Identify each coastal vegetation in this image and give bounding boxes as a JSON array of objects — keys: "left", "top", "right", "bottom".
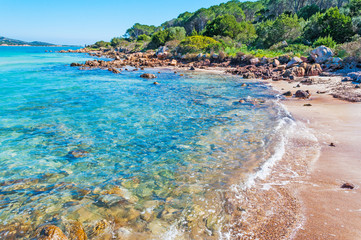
[{"left": 90, "top": 0, "right": 361, "bottom": 60}]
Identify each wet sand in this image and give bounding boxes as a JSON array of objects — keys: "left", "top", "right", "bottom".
[{"left": 270, "top": 77, "right": 361, "bottom": 239}]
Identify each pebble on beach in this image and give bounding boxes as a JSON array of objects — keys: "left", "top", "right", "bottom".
[{"left": 341, "top": 183, "right": 355, "bottom": 189}]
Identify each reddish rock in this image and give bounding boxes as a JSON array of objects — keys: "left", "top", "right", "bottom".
[
  {"left": 306, "top": 64, "right": 322, "bottom": 76},
  {"left": 36, "top": 225, "right": 68, "bottom": 240},
  {"left": 67, "top": 222, "right": 87, "bottom": 240}
]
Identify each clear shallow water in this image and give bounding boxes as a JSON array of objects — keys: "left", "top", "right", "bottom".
[{"left": 0, "top": 47, "right": 290, "bottom": 239}]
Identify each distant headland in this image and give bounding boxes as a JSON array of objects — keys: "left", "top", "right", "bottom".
[{"left": 0, "top": 36, "right": 79, "bottom": 47}]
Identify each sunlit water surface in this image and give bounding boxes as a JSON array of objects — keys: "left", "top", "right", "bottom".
[{"left": 0, "top": 47, "right": 290, "bottom": 239}]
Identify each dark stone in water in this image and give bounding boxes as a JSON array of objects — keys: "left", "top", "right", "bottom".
[
  {"left": 140, "top": 73, "right": 156, "bottom": 79},
  {"left": 68, "top": 150, "right": 89, "bottom": 158},
  {"left": 94, "top": 194, "right": 128, "bottom": 208},
  {"left": 70, "top": 63, "right": 82, "bottom": 67}
]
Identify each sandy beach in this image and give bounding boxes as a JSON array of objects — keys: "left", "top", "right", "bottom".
[{"left": 269, "top": 77, "right": 361, "bottom": 239}]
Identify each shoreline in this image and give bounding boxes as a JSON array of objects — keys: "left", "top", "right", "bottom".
[{"left": 267, "top": 77, "right": 361, "bottom": 239}]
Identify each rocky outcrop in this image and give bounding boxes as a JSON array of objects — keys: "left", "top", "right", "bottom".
[
  {"left": 305, "top": 64, "right": 322, "bottom": 76},
  {"left": 287, "top": 57, "right": 303, "bottom": 68},
  {"left": 310, "top": 46, "right": 334, "bottom": 64},
  {"left": 249, "top": 58, "right": 260, "bottom": 65},
  {"left": 169, "top": 59, "right": 177, "bottom": 66}
]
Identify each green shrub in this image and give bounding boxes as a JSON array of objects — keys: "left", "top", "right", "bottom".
[
  {"left": 336, "top": 37, "right": 361, "bottom": 61},
  {"left": 94, "top": 41, "right": 110, "bottom": 48},
  {"left": 177, "top": 36, "right": 221, "bottom": 54},
  {"left": 313, "top": 35, "right": 337, "bottom": 48}
]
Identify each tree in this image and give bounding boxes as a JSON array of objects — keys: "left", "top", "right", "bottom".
[
  {"left": 238, "top": 21, "right": 257, "bottom": 44},
  {"left": 148, "top": 27, "right": 186, "bottom": 49},
  {"left": 349, "top": 0, "right": 361, "bottom": 17},
  {"left": 126, "top": 23, "right": 157, "bottom": 39},
  {"left": 167, "top": 27, "right": 186, "bottom": 41},
  {"left": 204, "top": 14, "right": 242, "bottom": 38},
  {"left": 304, "top": 7, "right": 354, "bottom": 43},
  {"left": 149, "top": 30, "right": 168, "bottom": 48},
  {"left": 110, "top": 37, "right": 123, "bottom": 47},
  {"left": 297, "top": 4, "right": 320, "bottom": 20},
  {"left": 255, "top": 14, "right": 303, "bottom": 48}
]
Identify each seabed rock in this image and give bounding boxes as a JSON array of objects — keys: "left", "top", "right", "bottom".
[
  {"left": 36, "top": 225, "right": 68, "bottom": 240},
  {"left": 140, "top": 73, "right": 156, "bottom": 79}
]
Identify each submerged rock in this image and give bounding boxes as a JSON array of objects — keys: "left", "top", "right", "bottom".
[
  {"left": 140, "top": 73, "right": 156, "bottom": 79},
  {"left": 94, "top": 194, "right": 128, "bottom": 208},
  {"left": 68, "top": 150, "right": 89, "bottom": 158},
  {"left": 36, "top": 225, "right": 68, "bottom": 240},
  {"left": 66, "top": 221, "right": 87, "bottom": 240},
  {"left": 70, "top": 63, "right": 82, "bottom": 67}
]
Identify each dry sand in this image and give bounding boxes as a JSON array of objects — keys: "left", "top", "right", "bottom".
[{"left": 269, "top": 77, "right": 361, "bottom": 239}]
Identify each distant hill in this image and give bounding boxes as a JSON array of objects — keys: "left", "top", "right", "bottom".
[{"left": 0, "top": 36, "right": 58, "bottom": 46}]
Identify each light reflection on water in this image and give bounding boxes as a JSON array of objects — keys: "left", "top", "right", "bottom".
[{"left": 0, "top": 47, "right": 287, "bottom": 239}]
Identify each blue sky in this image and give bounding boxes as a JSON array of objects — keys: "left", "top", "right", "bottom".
[{"left": 1, "top": 0, "right": 228, "bottom": 45}]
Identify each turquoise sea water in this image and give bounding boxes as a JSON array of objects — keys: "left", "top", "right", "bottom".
[{"left": 0, "top": 47, "right": 291, "bottom": 239}]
